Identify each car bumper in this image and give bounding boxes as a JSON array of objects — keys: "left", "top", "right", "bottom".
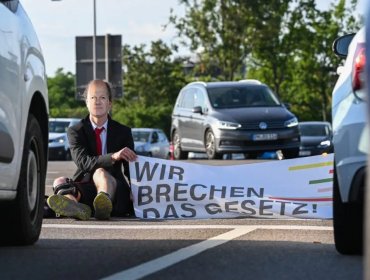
[
  {"left": 299, "top": 146, "right": 333, "bottom": 157},
  {"left": 214, "top": 127, "right": 300, "bottom": 153}
]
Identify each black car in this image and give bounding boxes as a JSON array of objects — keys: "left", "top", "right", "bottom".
[
  {"left": 171, "top": 80, "right": 301, "bottom": 160},
  {"left": 298, "top": 121, "right": 333, "bottom": 157}
]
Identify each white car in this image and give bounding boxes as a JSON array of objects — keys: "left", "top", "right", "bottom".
[
  {"left": 332, "top": 27, "right": 366, "bottom": 254},
  {"left": 0, "top": 1, "right": 49, "bottom": 245},
  {"left": 49, "top": 118, "right": 80, "bottom": 160},
  {"left": 132, "top": 128, "right": 170, "bottom": 159}
]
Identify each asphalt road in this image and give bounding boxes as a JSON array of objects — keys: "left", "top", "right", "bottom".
[{"left": 2, "top": 159, "right": 360, "bottom": 280}]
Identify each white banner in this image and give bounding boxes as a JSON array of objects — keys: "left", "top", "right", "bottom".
[{"left": 129, "top": 154, "right": 334, "bottom": 219}]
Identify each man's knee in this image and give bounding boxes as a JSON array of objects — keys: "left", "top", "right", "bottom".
[
  {"left": 93, "top": 168, "right": 117, "bottom": 191},
  {"left": 93, "top": 168, "right": 109, "bottom": 181},
  {"left": 52, "top": 177, "right": 79, "bottom": 198},
  {"left": 53, "top": 177, "right": 68, "bottom": 188}
]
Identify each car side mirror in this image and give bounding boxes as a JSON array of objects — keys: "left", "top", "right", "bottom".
[
  {"left": 192, "top": 106, "right": 203, "bottom": 114},
  {"left": 332, "top": 33, "right": 356, "bottom": 58}
]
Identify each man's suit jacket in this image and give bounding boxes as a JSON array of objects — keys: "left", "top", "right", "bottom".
[{"left": 67, "top": 115, "right": 134, "bottom": 183}]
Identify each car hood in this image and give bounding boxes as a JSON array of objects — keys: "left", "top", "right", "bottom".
[
  {"left": 300, "top": 136, "right": 330, "bottom": 146},
  {"left": 211, "top": 106, "right": 294, "bottom": 123},
  {"left": 49, "top": 132, "right": 66, "bottom": 140}
]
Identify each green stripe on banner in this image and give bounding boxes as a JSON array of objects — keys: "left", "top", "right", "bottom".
[
  {"left": 309, "top": 178, "right": 333, "bottom": 184},
  {"left": 288, "top": 161, "right": 333, "bottom": 171}
]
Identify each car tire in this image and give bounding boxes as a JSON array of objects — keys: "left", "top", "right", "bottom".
[
  {"left": 333, "top": 163, "right": 363, "bottom": 255},
  {"left": 244, "top": 152, "right": 259, "bottom": 159},
  {"left": 282, "top": 148, "right": 299, "bottom": 159},
  {"left": 205, "top": 130, "right": 222, "bottom": 160},
  {"left": 173, "top": 131, "right": 188, "bottom": 160},
  {"left": 0, "top": 114, "right": 46, "bottom": 245},
  {"left": 65, "top": 149, "right": 72, "bottom": 161}
]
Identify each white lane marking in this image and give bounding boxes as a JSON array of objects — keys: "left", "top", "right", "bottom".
[
  {"left": 102, "top": 227, "right": 257, "bottom": 280},
  {"left": 42, "top": 224, "right": 332, "bottom": 231},
  {"left": 42, "top": 224, "right": 332, "bottom": 279},
  {"left": 47, "top": 171, "right": 60, "bottom": 174}
]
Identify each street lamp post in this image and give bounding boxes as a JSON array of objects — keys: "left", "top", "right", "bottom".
[{"left": 92, "top": 0, "right": 97, "bottom": 79}]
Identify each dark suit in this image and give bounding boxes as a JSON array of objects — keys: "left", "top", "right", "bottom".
[{"left": 67, "top": 115, "right": 134, "bottom": 215}]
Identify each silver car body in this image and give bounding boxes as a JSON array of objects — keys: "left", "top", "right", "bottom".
[
  {"left": 0, "top": 2, "right": 48, "bottom": 199},
  {"left": 332, "top": 27, "right": 367, "bottom": 203},
  {"left": 132, "top": 128, "right": 170, "bottom": 159}
]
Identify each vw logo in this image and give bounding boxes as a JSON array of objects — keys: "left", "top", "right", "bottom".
[{"left": 259, "top": 122, "right": 267, "bottom": 130}]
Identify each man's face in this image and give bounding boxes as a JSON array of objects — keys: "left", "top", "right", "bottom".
[{"left": 86, "top": 82, "right": 112, "bottom": 118}]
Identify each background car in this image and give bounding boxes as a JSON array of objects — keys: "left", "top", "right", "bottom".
[
  {"left": 332, "top": 27, "right": 366, "bottom": 255},
  {"left": 0, "top": 1, "right": 49, "bottom": 245},
  {"left": 171, "top": 80, "right": 300, "bottom": 160},
  {"left": 49, "top": 118, "right": 80, "bottom": 160},
  {"left": 132, "top": 128, "right": 170, "bottom": 159},
  {"left": 298, "top": 121, "right": 333, "bottom": 157}
]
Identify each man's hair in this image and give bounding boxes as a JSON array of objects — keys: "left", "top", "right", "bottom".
[{"left": 83, "top": 79, "right": 113, "bottom": 101}]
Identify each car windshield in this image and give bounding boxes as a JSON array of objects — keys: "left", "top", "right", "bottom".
[
  {"left": 49, "top": 121, "right": 71, "bottom": 133},
  {"left": 133, "top": 131, "right": 150, "bottom": 142},
  {"left": 207, "top": 85, "right": 281, "bottom": 109},
  {"left": 299, "top": 124, "right": 330, "bottom": 136}
]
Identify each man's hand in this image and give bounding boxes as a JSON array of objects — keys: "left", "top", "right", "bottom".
[{"left": 112, "top": 147, "right": 137, "bottom": 162}]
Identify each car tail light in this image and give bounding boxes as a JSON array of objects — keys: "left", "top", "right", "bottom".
[{"left": 352, "top": 43, "right": 366, "bottom": 92}]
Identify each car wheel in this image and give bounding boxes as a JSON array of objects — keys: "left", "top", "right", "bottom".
[
  {"left": 282, "top": 148, "right": 299, "bottom": 159},
  {"left": 65, "top": 149, "right": 72, "bottom": 161},
  {"left": 205, "top": 130, "right": 222, "bottom": 160},
  {"left": 333, "top": 162, "right": 363, "bottom": 255},
  {"left": 0, "top": 114, "right": 46, "bottom": 245},
  {"left": 173, "top": 131, "right": 188, "bottom": 160},
  {"left": 244, "top": 152, "right": 259, "bottom": 159}
]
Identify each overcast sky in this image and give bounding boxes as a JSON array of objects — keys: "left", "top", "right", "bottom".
[{"left": 22, "top": 0, "right": 366, "bottom": 76}]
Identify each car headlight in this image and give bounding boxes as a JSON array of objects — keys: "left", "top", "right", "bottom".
[
  {"left": 135, "top": 145, "right": 145, "bottom": 152},
  {"left": 53, "top": 136, "right": 65, "bottom": 144},
  {"left": 216, "top": 121, "right": 241, "bottom": 130},
  {"left": 318, "top": 140, "right": 331, "bottom": 147},
  {"left": 284, "top": 117, "right": 298, "bottom": 127}
]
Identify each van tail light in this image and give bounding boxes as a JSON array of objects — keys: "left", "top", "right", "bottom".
[{"left": 352, "top": 43, "right": 366, "bottom": 91}]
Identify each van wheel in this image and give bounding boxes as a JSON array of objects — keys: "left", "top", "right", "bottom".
[
  {"left": 205, "top": 130, "right": 222, "bottom": 159},
  {"left": 0, "top": 114, "right": 46, "bottom": 245},
  {"left": 282, "top": 148, "right": 299, "bottom": 159},
  {"left": 333, "top": 163, "right": 363, "bottom": 255},
  {"left": 173, "top": 131, "right": 188, "bottom": 160}
]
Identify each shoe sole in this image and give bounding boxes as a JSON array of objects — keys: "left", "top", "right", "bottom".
[
  {"left": 47, "top": 195, "right": 91, "bottom": 220},
  {"left": 93, "top": 193, "right": 112, "bottom": 220}
]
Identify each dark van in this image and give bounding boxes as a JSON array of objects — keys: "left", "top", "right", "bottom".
[{"left": 171, "top": 80, "right": 300, "bottom": 160}]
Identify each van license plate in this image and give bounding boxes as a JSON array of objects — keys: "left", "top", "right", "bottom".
[{"left": 252, "top": 133, "right": 278, "bottom": 141}]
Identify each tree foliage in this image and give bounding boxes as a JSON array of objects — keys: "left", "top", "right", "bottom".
[
  {"left": 113, "top": 40, "right": 188, "bottom": 136},
  {"left": 47, "top": 68, "right": 87, "bottom": 118},
  {"left": 169, "top": 0, "right": 362, "bottom": 121},
  {"left": 47, "top": 0, "right": 362, "bottom": 133}
]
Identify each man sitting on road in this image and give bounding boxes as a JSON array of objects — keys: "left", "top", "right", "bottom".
[{"left": 47, "top": 79, "right": 137, "bottom": 220}]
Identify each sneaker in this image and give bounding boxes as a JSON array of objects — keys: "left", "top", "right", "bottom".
[
  {"left": 93, "top": 192, "right": 113, "bottom": 220},
  {"left": 47, "top": 194, "right": 91, "bottom": 221}
]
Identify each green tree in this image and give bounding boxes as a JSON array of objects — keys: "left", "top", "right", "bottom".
[
  {"left": 169, "top": 0, "right": 361, "bottom": 121},
  {"left": 169, "top": 0, "right": 266, "bottom": 80},
  {"left": 113, "top": 40, "right": 188, "bottom": 136},
  {"left": 47, "top": 68, "right": 87, "bottom": 118},
  {"left": 282, "top": 0, "right": 361, "bottom": 121}
]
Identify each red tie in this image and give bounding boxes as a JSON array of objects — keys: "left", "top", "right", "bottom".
[{"left": 95, "top": 127, "right": 104, "bottom": 155}]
